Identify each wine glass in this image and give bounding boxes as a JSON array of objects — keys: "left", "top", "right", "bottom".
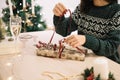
[
  {"left": 10, "top": 16, "right": 22, "bottom": 54},
  {"left": 10, "top": 16, "right": 21, "bottom": 41}
]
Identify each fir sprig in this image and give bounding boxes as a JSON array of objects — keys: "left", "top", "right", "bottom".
[{"left": 82, "top": 67, "right": 115, "bottom": 80}]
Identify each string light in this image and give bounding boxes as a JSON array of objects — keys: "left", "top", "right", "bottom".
[
  {"left": 17, "top": 54, "right": 22, "bottom": 57},
  {"left": 7, "top": 76, "right": 13, "bottom": 80},
  {"left": 17, "top": 11, "right": 20, "bottom": 14},
  {"left": 6, "top": 62, "right": 12, "bottom": 66},
  {"left": 20, "top": 3, "right": 22, "bottom": 6}
]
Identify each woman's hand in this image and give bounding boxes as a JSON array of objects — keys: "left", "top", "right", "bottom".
[
  {"left": 53, "top": 3, "right": 67, "bottom": 16},
  {"left": 64, "top": 35, "right": 86, "bottom": 48}
]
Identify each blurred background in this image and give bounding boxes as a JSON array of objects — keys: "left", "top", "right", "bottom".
[
  {"left": 0, "top": 0, "right": 120, "bottom": 35},
  {"left": 0, "top": 0, "right": 80, "bottom": 28}
]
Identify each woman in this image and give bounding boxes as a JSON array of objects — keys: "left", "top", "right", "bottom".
[{"left": 53, "top": 0, "right": 120, "bottom": 63}]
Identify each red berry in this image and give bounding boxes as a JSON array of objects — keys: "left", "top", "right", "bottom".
[
  {"left": 87, "top": 74, "right": 94, "bottom": 80},
  {"left": 36, "top": 44, "right": 41, "bottom": 48}
]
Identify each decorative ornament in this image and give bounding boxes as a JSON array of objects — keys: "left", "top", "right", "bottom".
[
  {"left": 2, "top": 0, "right": 47, "bottom": 33},
  {"left": 82, "top": 67, "right": 115, "bottom": 80},
  {"left": 12, "top": 5, "right": 16, "bottom": 10},
  {"left": 26, "top": 19, "right": 33, "bottom": 26},
  {"left": 38, "top": 24, "right": 42, "bottom": 28}
]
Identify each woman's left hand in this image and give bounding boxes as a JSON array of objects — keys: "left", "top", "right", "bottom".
[{"left": 64, "top": 35, "right": 86, "bottom": 48}]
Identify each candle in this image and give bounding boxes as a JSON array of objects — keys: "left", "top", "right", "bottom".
[
  {"left": 8, "top": 0, "right": 13, "bottom": 16},
  {"left": 31, "top": 0, "right": 35, "bottom": 14},
  {"left": 93, "top": 58, "right": 109, "bottom": 80},
  {"left": 23, "top": 0, "right": 26, "bottom": 8}
]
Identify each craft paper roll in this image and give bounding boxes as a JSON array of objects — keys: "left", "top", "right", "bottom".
[{"left": 93, "top": 58, "right": 109, "bottom": 80}]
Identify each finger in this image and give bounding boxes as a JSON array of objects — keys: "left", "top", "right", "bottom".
[
  {"left": 53, "top": 3, "right": 65, "bottom": 16},
  {"left": 56, "top": 3, "right": 66, "bottom": 16},
  {"left": 58, "top": 3, "right": 67, "bottom": 12},
  {"left": 67, "top": 38, "right": 75, "bottom": 44},
  {"left": 53, "top": 7, "right": 62, "bottom": 16},
  {"left": 74, "top": 43, "right": 81, "bottom": 48},
  {"left": 53, "top": 3, "right": 67, "bottom": 16},
  {"left": 57, "top": 3, "right": 64, "bottom": 13},
  {"left": 53, "top": 8, "right": 58, "bottom": 16},
  {"left": 65, "top": 35, "right": 74, "bottom": 42},
  {"left": 69, "top": 41, "right": 78, "bottom": 48}
]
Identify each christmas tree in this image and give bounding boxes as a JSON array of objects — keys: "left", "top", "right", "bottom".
[
  {"left": 0, "top": 18, "right": 5, "bottom": 41},
  {"left": 2, "top": 0, "right": 46, "bottom": 35}
]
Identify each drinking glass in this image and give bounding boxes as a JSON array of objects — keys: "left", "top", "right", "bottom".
[
  {"left": 10, "top": 16, "right": 22, "bottom": 54},
  {"left": 10, "top": 16, "right": 21, "bottom": 41}
]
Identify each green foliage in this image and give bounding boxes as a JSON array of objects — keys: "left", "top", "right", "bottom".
[
  {"left": 95, "top": 74, "right": 101, "bottom": 80},
  {"left": 82, "top": 67, "right": 115, "bottom": 80},
  {"left": 84, "top": 68, "right": 91, "bottom": 79},
  {"left": 2, "top": 0, "right": 46, "bottom": 33},
  {"left": 108, "top": 72, "right": 115, "bottom": 80},
  {"left": 83, "top": 67, "right": 94, "bottom": 80}
]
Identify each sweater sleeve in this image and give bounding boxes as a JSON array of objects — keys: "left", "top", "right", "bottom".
[
  {"left": 83, "top": 11, "right": 120, "bottom": 57},
  {"left": 83, "top": 30, "right": 120, "bottom": 57},
  {"left": 53, "top": 15, "right": 77, "bottom": 37}
]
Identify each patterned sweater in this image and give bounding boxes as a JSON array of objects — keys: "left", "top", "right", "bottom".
[{"left": 53, "top": 3, "right": 120, "bottom": 63}]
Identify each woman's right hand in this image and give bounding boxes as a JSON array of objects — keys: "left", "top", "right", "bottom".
[{"left": 53, "top": 3, "right": 67, "bottom": 17}]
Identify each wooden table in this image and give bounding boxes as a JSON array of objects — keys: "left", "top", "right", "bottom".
[{"left": 0, "top": 30, "right": 120, "bottom": 80}]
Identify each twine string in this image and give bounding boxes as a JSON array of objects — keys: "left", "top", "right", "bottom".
[
  {"left": 48, "top": 9, "right": 85, "bottom": 58},
  {"left": 42, "top": 71, "right": 81, "bottom": 80}
]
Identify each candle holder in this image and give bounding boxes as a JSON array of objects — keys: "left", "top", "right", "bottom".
[
  {"left": 31, "top": 14, "right": 36, "bottom": 17},
  {"left": 23, "top": 8, "right": 27, "bottom": 11},
  {"left": 10, "top": 16, "right": 21, "bottom": 40}
]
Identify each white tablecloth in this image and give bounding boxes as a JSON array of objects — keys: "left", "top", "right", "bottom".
[{"left": 0, "top": 30, "right": 120, "bottom": 80}]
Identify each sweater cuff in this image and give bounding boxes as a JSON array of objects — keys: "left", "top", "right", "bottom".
[
  {"left": 53, "top": 15, "right": 65, "bottom": 21},
  {"left": 83, "top": 35, "right": 99, "bottom": 51}
]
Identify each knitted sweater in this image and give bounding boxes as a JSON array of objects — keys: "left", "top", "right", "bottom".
[{"left": 53, "top": 3, "right": 120, "bottom": 64}]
